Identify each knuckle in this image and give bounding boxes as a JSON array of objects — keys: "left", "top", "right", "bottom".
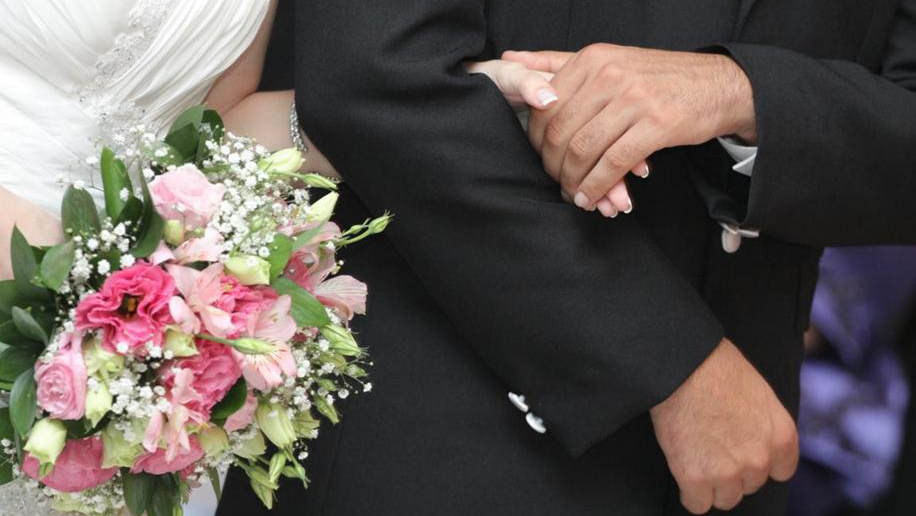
[
  {"left": 601, "top": 149, "right": 630, "bottom": 172},
  {"left": 598, "top": 63, "right": 623, "bottom": 82},
  {"left": 568, "top": 133, "right": 599, "bottom": 163},
  {"left": 581, "top": 43, "right": 609, "bottom": 60},
  {"left": 543, "top": 120, "right": 567, "bottom": 149}
]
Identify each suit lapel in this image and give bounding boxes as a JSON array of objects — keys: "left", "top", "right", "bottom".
[{"left": 732, "top": 0, "right": 759, "bottom": 39}]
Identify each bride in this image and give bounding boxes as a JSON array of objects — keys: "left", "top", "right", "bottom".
[{"left": 0, "top": 0, "right": 557, "bottom": 513}]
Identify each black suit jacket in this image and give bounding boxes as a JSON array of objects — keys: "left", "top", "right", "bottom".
[{"left": 218, "top": 1, "right": 916, "bottom": 515}]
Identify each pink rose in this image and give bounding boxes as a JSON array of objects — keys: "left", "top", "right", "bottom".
[
  {"left": 131, "top": 435, "right": 204, "bottom": 475},
  {"left": 76, "top": 262, "right": 175, "bottom": 355},
  {"left": 224, "top": 391, "right": 258, "bottom": 433},
  {"left": 160, "top": 339, "right": 242, "bottom": 417},
  {"left": 35, "top": 332, "right": 87, "bottom": 420},
  {"left": 23, "top": 437, "right": 117, "bottom": 492},
  {"left": 149, "top": 164, "right": 226, "bottom": 230}
]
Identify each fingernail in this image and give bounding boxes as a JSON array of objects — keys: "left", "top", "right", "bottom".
[
  {"left": 639, "top": 163, "right": 651, "bottom": 178},
  {"left": 573, "top": 192, "right": 590, "bottom": 209},
  {"left": 537, "top": 89, "right": 558, "bottom": 108},
  {"left": 623, "top": 198, "right": 634, "bottom": 214},
  {"left": 597, "top": 199, "right": 613, "bottom": 218},
  {"left": 561, "top": 190, "right": 572, "bottom": 203}
]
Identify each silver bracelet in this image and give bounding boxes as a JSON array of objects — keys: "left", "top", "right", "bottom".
[{"left": 289, "top": 102, "right": 309, "bottom": 154}]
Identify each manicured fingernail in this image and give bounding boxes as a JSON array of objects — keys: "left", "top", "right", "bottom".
[
  {"left": 561, "top": 190, "right": 572, "bottom": 203},
  {"left": 537, "top": 89, "right": 558, "bottom": 107},
  {"left": 573, "top": 192, "right": 590, "bottom": 209},
  {"left": 639, "top": 163, "right": 651, "bottom": 178},
  {"left": 597, "top": 199, "right": 613, "bottom": 218},
  {"left": 623, "top": 198, "right": 634, "bottom": 214}
]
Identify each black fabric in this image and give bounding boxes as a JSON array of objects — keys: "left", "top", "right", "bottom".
[{"left": 217, "top": 1, "right": 916, "bottom": 514}]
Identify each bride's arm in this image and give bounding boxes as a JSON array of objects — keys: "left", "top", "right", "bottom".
[
  {"left": 205, "top": 0, "right": 340, "bottom": 179},
  {"left": 0, "top": 187, "right": 65, "bottom": 279}
]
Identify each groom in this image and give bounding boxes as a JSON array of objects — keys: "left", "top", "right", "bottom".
[{"left": 220, "top": 0, "right": 916, "bottom": 515}]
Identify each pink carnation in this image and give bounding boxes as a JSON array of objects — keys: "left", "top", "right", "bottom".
[
  {"left": 160, "top": 339, "right": 242, "bottom": 417},
  {"left": 35, "top": 332, "right": 87, "bottom": 420},
  {"left": 149, "top": 164, "right": 226, "bottom": 230},
  {"left": 23, "top": 437, "right": 117, "bottom": 492},
  {"left": 75, "top": 262, "right": 175, "bottom": 355},
  {"left": 131, "top": 435, "right": 204, "bottom": 475}
]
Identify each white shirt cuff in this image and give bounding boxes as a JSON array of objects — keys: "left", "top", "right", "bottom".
[{"left": 717, "top": 137, "right": 757, "bottom": 177}]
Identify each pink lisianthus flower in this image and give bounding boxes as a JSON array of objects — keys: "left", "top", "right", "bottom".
[
  {"left": 35, "top": 332, "right": 87, "bottom": 420},
  {"left": 160, "top": 339, "right": 241, "bottom": 417},
  {"left": 167, "top": 264, "right": 233, "bottom": 338},
  {"left": 233, "top": 294, "right": 298, "bottom": 391},
  {"left": 75, "top": 262, "right": 175, "bottom": 355},
  {"left": 224, "top": 391, "right": 258, "bottom": 433},
  {"left": 151, "top": 228, "right": 225, "bottom": 266},
  {"left": 23, "top": 437, "right": 117, "bottom": 492},
  {"left": 132, "top": 435, "right": 204, "bottom": 476},
  {"left": 149, "top": 164, "right": 226, "bottom": 230}
]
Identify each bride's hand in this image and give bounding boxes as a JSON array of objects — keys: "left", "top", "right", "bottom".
[
  {"left": 465, "top": 60, "right": 558, "bottom": 110},
  {"left": 466, "top": 59, "right": 636, "bottom": 218}
]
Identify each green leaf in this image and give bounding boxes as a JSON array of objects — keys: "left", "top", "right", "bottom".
[
  {"left": 11, "top": 307, "right": 49, "bottom": 344},
  {"left": 164, "top": 123, "right": 200, "bottom": 161},
  {"left": 0, "top": 408, "right": 14, "bottom": 441},
  {"left": 169, "top": 105, "right": 205, "bottom": 134},
  {"left": 9, "top": 368, "right": 36, "bottom": 437},
  {"left": 131, "top": 168, "right": 165, "bottom": 259},
  {"left": 291, "top": 224, "right": 325, "bottom": 251},
  {"left": 0, "top": 408, "right": 13, "bottom": 486},
  {"left": 201, "top": 109, "right": 225, "bottom": 142},
  {"left": 207, "top": 467, "right": 222, "bottom": 501},
  {"left": 148, "top": 476, "right": 180, "bottom": 516},
  {"left": 271, "top": 278, "right": 331, "bottom": 329},
  {"left": 116, "top": 196, "right": 144, "bottom": 228},
  {"left": 268, "top": 234, "right": 293, "bottom": 282},
  {"left": 9, "top": 227, "right": 50, "bottom": 302},
  {"left": 122, "top": 471, "right": 156, "bottom": 516},
  {"left": 60, "top": 186, "right": 102, "bottom": 236},
  {"left": 0, "top": 280, "right": 17, "bottom": 317},
  {"left": 211, "top": 378, "right": 247, "bottom": 426},
  {"left": 101, "top": 148, "right": 134, "bottom": 220},
  {"left": 314, "top": 395, "right": 339, "bottom": 424},
  {"left": 39, "top": 240, "right": 75, "bottom": 292},
  {"left": 0, "top": 347, "right": 38, "bottom": 383}
]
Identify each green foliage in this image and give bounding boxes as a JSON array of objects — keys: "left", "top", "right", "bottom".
[
  {"left": 210, "top": 378, "right": 248, "bottom": 426},
  {"left": 9, "top": 227, "right": 50, "bottom": 302},
  {"left": 131, "top": 166, "right": 165, "bottom": 258},
  {"left": 267, "top": 234, "right": 293, "bottom": 282},
  {"left": 60, "top": 186, "right": 102, "bottom": 236},
  {"left": 39, "top": 240, "right": 75, "bottom": 292},
  {"left": 271, "top": 277, "right": 331, "bottom": 329},
  {"left": 122, "top": 471, "right": 155, "bottom": 516},
  {"left": 11, "top": 307, "right": 49, "bottom": 344},
  {"left": 100, "top": 148, "right": 134, "bottom": 220},
  {"left": 0, "top": 408, "right": 14, "bottom": 485},
  {"left": 0, "top": 347, "right": 39, "bottom": 383},
  {"left": 9, "top": 368, "right": 36, "bottom": 437}
]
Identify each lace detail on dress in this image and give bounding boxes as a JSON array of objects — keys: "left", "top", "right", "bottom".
[{"left": 77, "top": 0, "right": 175, "bottom": 137}]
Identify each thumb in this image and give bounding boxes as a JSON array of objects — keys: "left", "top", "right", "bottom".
[{"left": 502, "top": 50, "right": 573, "bottom": 73}]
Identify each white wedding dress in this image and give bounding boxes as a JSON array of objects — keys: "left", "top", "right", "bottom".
[{"left": 0, "top": 0, "right": 269, "bottom": 514}]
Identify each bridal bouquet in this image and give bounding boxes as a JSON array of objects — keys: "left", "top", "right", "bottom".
[{"left": 0, "top": 107, "right": 387, "bottom": 515}]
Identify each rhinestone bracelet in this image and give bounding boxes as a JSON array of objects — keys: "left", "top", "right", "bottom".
[{"left": 289, "top": 102, "right": 309, "bottom": 155}]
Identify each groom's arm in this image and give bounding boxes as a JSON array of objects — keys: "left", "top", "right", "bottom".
[{"left": 294, "top": 0, "right": 723, "bottom": 456}]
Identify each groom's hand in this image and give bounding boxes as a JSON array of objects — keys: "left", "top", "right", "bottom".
[
  {"left": 649, "top": 339, "right": 798, "bottom": 514},
  {"left": 503, "top": 45, "right": 757, "bottom": 211}
]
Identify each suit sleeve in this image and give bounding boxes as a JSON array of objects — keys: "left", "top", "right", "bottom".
[
  {"left": 294, "top": 0, "right": 723, "bottom": 456},
  {"left": 714, "top": 0, "right": 916, "bottom": 246}
]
